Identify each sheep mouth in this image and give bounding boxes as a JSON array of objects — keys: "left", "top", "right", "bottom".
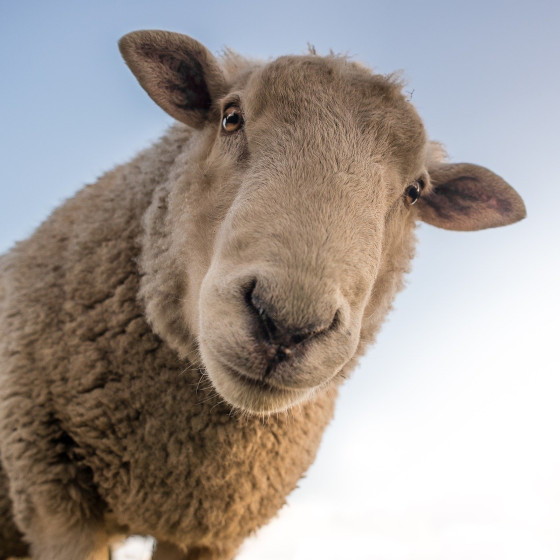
[
  {"left": 221, "top": 362, "right": 297, "bottom": 394},
  {"left": 203, "top": 352, "right": 315, "bottom": 413}
]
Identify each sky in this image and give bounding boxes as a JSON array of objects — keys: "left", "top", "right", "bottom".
[{"left": 1, "top": 1, "right": 559, "bottom": 559}]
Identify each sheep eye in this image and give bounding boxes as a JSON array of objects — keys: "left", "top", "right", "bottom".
[
  {"left": 404, "top": 180, "right": 423, "bottom": 206},
  {"left": 222, "top": 107, "right": 243, "bottom": 133}
]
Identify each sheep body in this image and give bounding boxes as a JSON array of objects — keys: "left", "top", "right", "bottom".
[
  {"left": 0, "top": 31, "right": 525, "bottom": 560},
  {"left": 0, "top": 126, "right": 339, "bottom": 559}
]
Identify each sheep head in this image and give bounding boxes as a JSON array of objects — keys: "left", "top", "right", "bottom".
[{"left": 120, "top": 31, "right": 526, "bottom": 414}]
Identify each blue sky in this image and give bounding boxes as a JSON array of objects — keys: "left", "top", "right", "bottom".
[
  {"left": 1, "top": 1, "right": 559, "bottom": 559},
  {"left": 1, "top": 1, "right": 559, "bottom": 250}
]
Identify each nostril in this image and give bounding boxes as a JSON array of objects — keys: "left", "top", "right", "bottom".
[
  {"left": 243, "top": 280, "right": 340, "bottom": 352},
  {"left": 244, "top": 280, "right": 279, "bottom": 343},
  {"left": 242, "top": 279, "right": 257, "bottom": 308},
  {"left": 290, "top": 332, "right": 307, "bottom": 346}
]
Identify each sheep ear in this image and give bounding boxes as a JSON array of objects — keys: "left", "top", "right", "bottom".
[
  {"left": 119, "top": 30, "right": 227, "bottom": 129},
  {"left": 417, "top": 163, "right": 526, "bottom": 231}
]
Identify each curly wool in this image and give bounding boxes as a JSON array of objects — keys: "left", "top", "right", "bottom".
[{"left": 0, "top": 125, "right": 347, "bottom": 558}]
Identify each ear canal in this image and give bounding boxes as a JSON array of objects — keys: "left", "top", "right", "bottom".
[
  {"left": 119, "top": 30, "right": 227, "bottom": 128},
  {"left": 417, "top": 163, "right": 527, "bottom": 231}
]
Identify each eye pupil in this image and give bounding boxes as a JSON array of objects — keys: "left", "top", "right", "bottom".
[
  {"left": 405, "top": 182, "right": 421, "bottom": 205},
  {"left": 222, "top": 107, "right": 243, "bottom": 133}
]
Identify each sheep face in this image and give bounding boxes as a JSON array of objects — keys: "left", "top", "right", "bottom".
[
  {"left": 121, "top": 31, "right": 526, "bottom": 414},
  {"left": 195, "top": 59, "right": 429, "bottom": 414}
]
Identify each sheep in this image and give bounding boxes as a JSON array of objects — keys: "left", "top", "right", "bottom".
[{"left": 0, "top": 30, "right": 526, "bottom": 560}]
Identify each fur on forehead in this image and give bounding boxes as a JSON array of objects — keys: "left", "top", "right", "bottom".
[
  {"left": 220, "top": 50, "right": 427, "bottom": 178},
  {"left": 220, "top": 48, "right": 407, "bottom": 104},
  {"left": 248, "top": 55, "right": 406, "bottom": 106}
]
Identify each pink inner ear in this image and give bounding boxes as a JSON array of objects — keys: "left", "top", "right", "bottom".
[
  {"left": 466, "top": 184, "right": 500, "bottom": 208},
  {"left": 419, "top": 164, "right": 526, "bottom": 231},
  {"left": 119, "top": 31, "right": 226, "bottom": 129},
  {"left": 449, "top": 176, "right": 513, "bottom": 211},
  {"left": 142, "top": 48, "right": 212, "bottom": 114}
]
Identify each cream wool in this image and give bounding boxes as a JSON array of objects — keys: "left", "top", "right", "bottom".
[{"left": 0, "top": 31, "right": 525, "bottom": 560}]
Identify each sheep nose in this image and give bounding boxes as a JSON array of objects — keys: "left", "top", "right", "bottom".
[{"left": 244, "top": 281, "right": 338, "bottom": 366}]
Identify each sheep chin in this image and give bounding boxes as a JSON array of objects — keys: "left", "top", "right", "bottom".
[{"left": 199, "top": 346, "right": 316, "bottom": 415}]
